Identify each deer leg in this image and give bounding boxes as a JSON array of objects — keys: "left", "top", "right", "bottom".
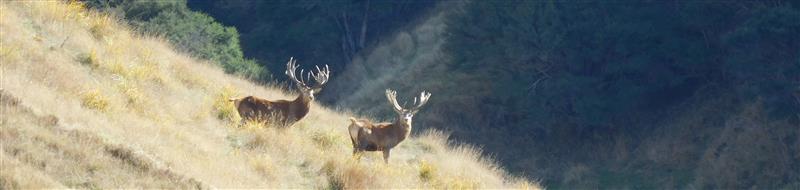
[
  {"left": 382, "top": 149, "right": 391, "bottom": 164},
  {"left": 238, "top": 118, "right": 246, "bottom": 126},
  {"left": 352, "top": 149, "right": 363, "bottom": 160}
]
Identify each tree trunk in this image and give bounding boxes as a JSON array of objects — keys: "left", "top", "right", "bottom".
[{"left": 359, "top": 0, "right": 370, "bottom": 49}]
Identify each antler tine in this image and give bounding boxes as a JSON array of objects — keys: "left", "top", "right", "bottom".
[
  {"left": 411, "top": 91, "right": 432, "bottom": 112},
  {"left": 305, "top": 70, "right": 312, "bottom": 85},
  {"left": 310, "top": 64, "right": 330, "bottom": 89},
  {"left": 285, "top": 57, "right": 309, "bottom": 89},
  {"left": 385, "top": 89, "right": 404, "bottom": 113}
]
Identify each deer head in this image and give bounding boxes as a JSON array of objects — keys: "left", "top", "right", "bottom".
[
  {"left": 386, "top": 89, "right": 431, "bottom": 125},
  {"left": 285, "top": 57, "right": 330, "bottom": 101}
]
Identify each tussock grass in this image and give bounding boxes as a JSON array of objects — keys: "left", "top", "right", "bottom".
[
  {"left": 88, "top": 14, "right": 115, "bottom": 40},
  {"left": 419, "top": 159, "right": 436, "bottom": 181},
  {"left": 77, "top": 49, "right": 98, "bottom": 66},
  {"left": 0, "top": 1, "right": 539, "bottom": 189},
  {"left": 80, "top": 89, "right": 109, "bottom": 111},
  {"left": 213, "top": 85, "right": 240, "bottom": 122}
]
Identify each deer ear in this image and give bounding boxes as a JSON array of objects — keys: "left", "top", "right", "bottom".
[{"left": 349, "top": 117, "right": 366, "bottom": 127}]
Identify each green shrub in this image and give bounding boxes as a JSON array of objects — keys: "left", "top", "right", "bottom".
[{"left": 83, "top": 0, "right": 269, "bottom": 80}]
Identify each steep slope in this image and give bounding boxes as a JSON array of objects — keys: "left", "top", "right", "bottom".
[{"left": 0, "top": 1, "right": 537, "bottom": 189}]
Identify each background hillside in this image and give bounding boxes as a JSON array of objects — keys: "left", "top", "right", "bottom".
[
  {"left": 183, "top": 0, "right": 798, "bottom": 189},
  {"left": 0, "top": 1, "right": 537, "bottom": 189}
]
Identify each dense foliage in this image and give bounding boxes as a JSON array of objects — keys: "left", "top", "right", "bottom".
[
  {"left": 443, "top": 0, "right": 799, "bottom": 130},
  {"left": 188, "top": 0, "right": 436, "bottom": 84},
  {"left": 438, "top": 1, "right": 799, "bottom": 188},
  {"left": 84, "top": 0, "right": 268, "bottom": 80}
]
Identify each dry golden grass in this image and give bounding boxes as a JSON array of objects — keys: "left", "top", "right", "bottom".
[
  {"left": 79, "top": 89, "right": 109, "bottom": 111},
  {"left": 0, "top": 1, "right": 539, "bottom": 189}
]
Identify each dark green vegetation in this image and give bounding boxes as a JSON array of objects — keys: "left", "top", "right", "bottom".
[
  {"left": 93, "top": 0, "right": 800, "bottom": 189},
  {"left": 188, "top": 0, "right": 436, "bottom": 82},
  {"left": 442, "top": 0, "right": 799, "bottom": 130},
  {"left": 84, "top": 0, "right": 267, "bottom": 80},
  {"left": 433, "top": 1, "right": 800, "bottom": 188}
]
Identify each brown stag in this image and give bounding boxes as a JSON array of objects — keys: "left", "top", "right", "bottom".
[
  {"left": 229, "top": 57, "right": 330, "bottom": 127},
  {"left": 347, "top": 89, "right": 431, "bottom": 163}
]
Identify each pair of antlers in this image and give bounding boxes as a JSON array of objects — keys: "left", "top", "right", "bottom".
[
  {"left": 386, "top": 89, "right": 431, "bottom": 114},
  {"left": 285, "top": 57, "right": 330, "bottom": 90},
  {"left": 285, "top": 57, "right": 431, "bottom": 112}
]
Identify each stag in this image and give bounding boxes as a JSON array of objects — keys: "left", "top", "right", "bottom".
[
  {"left": 229, "top": 57, "right": 330, "bottom": 127},
  {"left": 347, "top": 89, "right": 432, "bottom": 163}
]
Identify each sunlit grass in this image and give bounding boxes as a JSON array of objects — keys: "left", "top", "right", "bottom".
[
  {"left": 0, "top": 1, "right": 539, "bottom": 189},
  {"left": 88, "top": 13, "right": 115, "bottom": 40},
  {"left": 80, "top": 89, "right": 109, "bottom": 112},
  {"left": 77, "top": 49, "right": 99, "bottom": 67},
  {"left": 214, "top": 85, "right": 240, "bottom": 122},
  {"left": 419, "top": 159, "right": 435, "bottom": 182}
]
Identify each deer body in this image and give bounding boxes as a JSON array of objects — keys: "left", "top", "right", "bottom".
[
  {"left": 231, "top": 94, "right": 312, "bottom": 125},
  {"left": 348, "top": 89, "right": 431, "bottom": 163},
  {"left": 229, "top": 57, "right": 329, "bottom": 127},
  {"left": 349, "top": 118, "right": 411, "bottom": 151}
]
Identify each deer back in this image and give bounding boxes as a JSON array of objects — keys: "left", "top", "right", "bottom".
[
  {"left": 353, "top": 121, "right": 408, "bottom": 150},
  {"left": 236, "top": 96, "right": 271, "bottom": 120}
]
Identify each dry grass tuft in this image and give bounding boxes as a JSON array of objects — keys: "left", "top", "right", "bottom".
[
  {"left": 64, "top": 1, "right": 87, "bottom": 18},
  {"left": 310, "top": 129, "right": 344, "bottom": 148},
  {"left": 130, "top": 51, "right": 166, "bottom": 83},
  {"left": 88, "top": 14, "right": 115, "bottom": 40},
  {"left": 116, "top": 81, "right": 141, "bottom": 105},
  {"left": 213, "top": 85, "right": 240, "bottom": 122},
  {"left": 419, "top": 160, "right": 436, "bottom": 181},
  {"left": 80, "top": 89, "right": 109, "bottom": 111},
  {"left": 77, "top": 49, "right": 99, "bottom": 67}
]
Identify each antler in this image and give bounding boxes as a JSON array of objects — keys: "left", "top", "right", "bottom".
[
  {"left": 385, "top": 89, "right": 431, "bottom": 114},
  {"left": 285, "top": 57, "right": 308, "bottom": 89},
  {"left": 310, "top": 64, "right": 330, "bottom": 90},
  {"left": 385, "top": 89, "right": 404, "bottom": 114},
  {"left": 285, "top": 57, "right": 330, "bottom": 90},
  {"left": 410, "top": 91, "right": 432, "bottom": 113}
]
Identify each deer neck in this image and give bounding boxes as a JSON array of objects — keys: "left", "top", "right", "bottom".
[
  {"left": 293, "top": 93, "right": 312, "bottom": 105},
  {"left": 393, "top": 117, "right": 412, "bottom": 139},
  {"left": 291, "top": 93, "right": 312, "bottom": 118}
]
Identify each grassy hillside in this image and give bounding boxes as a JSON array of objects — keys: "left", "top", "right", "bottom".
[{"left": 0, "top": 1, "right": 537, "bottom": 189}]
